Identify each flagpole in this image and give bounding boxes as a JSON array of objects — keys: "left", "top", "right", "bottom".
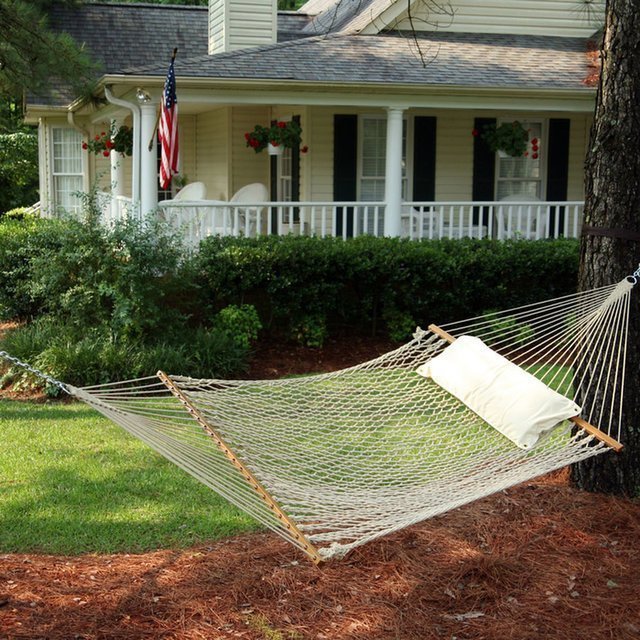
[{"left": 148, "top": 48, "right": 178, "bottom": 152}]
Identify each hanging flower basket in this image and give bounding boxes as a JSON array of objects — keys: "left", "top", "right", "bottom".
[
  {"left": 268, "top": 142, "right": 283, "bottom": 156},
  {"left": 83, "top": 124, "right": 133, "bottom": 157},
  {"left": 244, "top": 120, "right": 304, "bottom": 153},
  {"left": 473, "top": 121, "right": 529, "bottom": 158}
]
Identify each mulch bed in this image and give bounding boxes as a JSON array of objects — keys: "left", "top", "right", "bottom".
[{"left": 1, "top": 337, "right": 640, "bottom": 639}]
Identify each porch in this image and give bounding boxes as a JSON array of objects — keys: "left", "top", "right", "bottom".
[{"left": 100, "top": 194, "right": 584, "bottom": 247}]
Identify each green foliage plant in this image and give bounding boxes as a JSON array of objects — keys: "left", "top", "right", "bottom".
[
  {"left": 83, "top": 124, "right": 133, "bottom": 157},
  {"left": 244, "top": 120, "right": 305, "bottom": 153},
  {"left": 0, "top": 131, "right": 39, "bottom": 213},
  {"left": 475, "top": 121, "right": 529, "bottom": 157},
  {"left": 214, "top": 303, "right": 262, "bottom": 348}
]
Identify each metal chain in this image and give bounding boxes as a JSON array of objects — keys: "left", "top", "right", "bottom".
[
  {"left": 0, "top": 350, "right": 70, "bottom": 394},
  {"left": 631, "top": 263, "right": 640, "bottom": 283}
]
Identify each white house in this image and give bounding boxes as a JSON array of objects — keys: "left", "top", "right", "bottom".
[{"left": 26, "top": 0, "right": 603, "bottom": 242}]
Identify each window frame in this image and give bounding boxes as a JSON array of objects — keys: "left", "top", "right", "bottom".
[
  {"left": 356, "top": 114, "right": 412, "bottom": 202},
  {"left": 50, "top": 126, "right": 84, "bottom": 214},
  {"left": 494, "top": 119, "right": 547, "bottom": 201}
]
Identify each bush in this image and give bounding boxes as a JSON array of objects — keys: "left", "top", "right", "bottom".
[
  {"left": 0, "top": 131, "right": 39, "bottom": 215},
  {"left": 0, "top": 216, "right": 68, "bottom": 319},
  {"left": 0, "top": 320, "right": 249, "bottom": 391},
  {"left": 0, "top": 214, "right": 199, "bottom": 340},
  {"left": 195, "top": 235, "right": 580, "bottom": 344},
  {"left": 213, "top": 304, "right": 262, "bottom": 348}
]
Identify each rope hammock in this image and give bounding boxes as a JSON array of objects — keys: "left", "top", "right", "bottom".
[{"left": 1, "top": 272, "right": 638, "bottom": 564}]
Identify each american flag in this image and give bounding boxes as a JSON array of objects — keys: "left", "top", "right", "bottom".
[{"left": 158, "top": 52, "right": 179, "bottom": 190}]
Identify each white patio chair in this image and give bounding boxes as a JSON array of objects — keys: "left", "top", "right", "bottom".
[
  {"left": 229, "top": 183, "right": 269, "bottom": 236},
  {"left": 172, "top": 181, "right": 207, "bottom": 201},
  {"left": 497, "top": 194, "right": 545, "bottom": 239}
]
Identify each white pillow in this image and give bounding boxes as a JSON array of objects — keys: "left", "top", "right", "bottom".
[{"left": 416, "top": 336, "right": 580, "bottom": 449}]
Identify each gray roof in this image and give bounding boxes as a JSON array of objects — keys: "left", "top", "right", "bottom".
[
  {"left": 32, "top": 2, "right": 592, "bottom": 108},
  {"left": 33, "top": 1, "right": 310, "bottom": 106},
  {"left": 126, "top": 31, "right": 593, "bottom": 92}
]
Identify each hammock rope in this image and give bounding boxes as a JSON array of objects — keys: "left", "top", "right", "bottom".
[{"left": 1, "top": 274, "right": 637, "bottom": 564}]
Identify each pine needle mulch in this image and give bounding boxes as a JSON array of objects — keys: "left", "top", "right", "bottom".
[{"left": 1, "top": 470, "right": 639, "bottom": 640}]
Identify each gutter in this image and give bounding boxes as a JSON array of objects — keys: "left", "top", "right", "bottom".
[{"left": 104, "top": 86, "right": 141, "bottom": 204}]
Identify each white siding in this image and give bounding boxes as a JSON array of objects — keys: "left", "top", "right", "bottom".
[
  {"left": 196, "top": 108, "right": 231, "bottom": 200},
  {"left": 432, "top": 111, "right": 474, "bottom": 200},
  {"left": 208, "top": 0, "right": 226, "bottom": 54},
  {"left": 392, "top": 0, "right": 604, "bottom": 37},
  {"left": 231, "top": 106, "right": 271, "bottom": 195},
  {"left": 208, "top": 0, "right": 276, "bottom": 54},
  {"left": 179, "top": 115, "right": 197, "bottom": 190},
  {"left": 567, "top": 114, "right": 590, "bottom": 201}
]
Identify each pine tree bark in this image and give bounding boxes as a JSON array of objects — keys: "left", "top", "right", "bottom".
[{"left": 571, "top": 0, "right": 640, "bottom": 496}]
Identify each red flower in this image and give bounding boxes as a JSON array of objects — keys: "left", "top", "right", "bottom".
[
  {"left": 471, "top": 128, "right": 479, "bottom": 137},
  {"left": 301, "top": 145, "right": 309, "bottom": 154},
  {"left": 524, "top": 151, "right": 529, "bottom": 157},
  {"left": 532, "top": 144, "right": 539, "bottom": 152},
  {"left": 531, "top": 138, "right": 538, "bottom": 145},
  {"left": 82, "top": 142, "right": 88, "bottom": 150},
  {"left": 105, "top": 139, "right": 114, "bottom": 149},
  {"left": 532, "top": 153, "right": 539, "bottom": 159},
  {"left": 103, "top": 150, "right": 110, "bottom": 157},
  {"left": 94, "top": 134, "right": 100, "bottom": 141},
  {"left": 101, "top": 132, "right": 106, "bottom": 136},
  {"left": 277, "top": 121, "right": 287, "bottom": 128},
  {"left": 244, "top": 132, "right": 250, "bottom": 140},
  {"left": 269, "top": 140, "right": 280, "bottom": 146}
]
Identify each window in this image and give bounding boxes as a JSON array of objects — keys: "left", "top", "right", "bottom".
[
  {"left": 495, "top": 121, "right": 544, "bottom": 200},
  {"left": 279, "top": 147, "right": 293, "bottom": 202},
  {"left": 52, "top": 127, "right": 83, "bottom": 214},
  {"left": 358, "top": 116, "right": 408, "bottom": 201}
]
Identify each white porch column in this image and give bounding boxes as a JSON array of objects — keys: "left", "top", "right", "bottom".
[
  {"left": 383, "top": 106, "right": 405, "bottom": 237},
  {"left": 110, "top": 118, "right": 124, "bottom": 221},
  {"left": 139, "top": 100, "right": 158, "bottom": 218}
]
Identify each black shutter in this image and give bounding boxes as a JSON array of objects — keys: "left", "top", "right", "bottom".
[
  {"left": 291, "top": 115, "right": 301, "bottom": 203},
  {"left": 412, "top": 116, "right": 437, "bottom": 202},
  {"left": 333, "top": 114, "right": 358, "bottom": 237},
  {"left": 269, "top": 119, "right": 278, "bottom": 234},
  {"left": 546, "top": 118, "right": 571, "bottom": 236},
  {"left": 472, "top": 117, "right": 496, "bottom": 226}
]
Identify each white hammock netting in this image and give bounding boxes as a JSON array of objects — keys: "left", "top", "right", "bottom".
[{"left": 59, "top": 277, "right": 635, "bottom": 563}]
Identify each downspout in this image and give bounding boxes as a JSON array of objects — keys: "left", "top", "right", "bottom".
[{"left": 104, "top": 85, "right": 141, "bottom": 205}]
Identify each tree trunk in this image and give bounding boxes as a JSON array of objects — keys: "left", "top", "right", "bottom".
[{"left": 571, "top": 0, "right": 640, "bottom": 496}]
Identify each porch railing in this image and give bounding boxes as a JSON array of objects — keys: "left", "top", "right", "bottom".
[
  {"left": 97, "top": 192, "right": 140, "bottom": 226},
  {"left": 96, "top": 195, "right": 584, "bottom": 245},
  {"left": 156, "top": 200, "right": 584, "bottom": 245}
]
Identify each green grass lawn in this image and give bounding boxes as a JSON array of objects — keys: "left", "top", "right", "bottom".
[
  {"left": 0, "top": 398, "right": 259, "bottom": 555},
  {"left": 0, "top": 362, "right": 576, "bottom": 555}
]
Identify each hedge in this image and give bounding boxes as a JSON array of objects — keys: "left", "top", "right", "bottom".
[
  {"left": 1, "top": 218, "right": 580, "bottom": 346},
  {"left": 194, "top": 235, "right": 580, "bottom": 342}
]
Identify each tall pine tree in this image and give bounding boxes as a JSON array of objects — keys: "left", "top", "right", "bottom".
[{"left": 572, "top": 0, "right": 640, "bottom": 496}]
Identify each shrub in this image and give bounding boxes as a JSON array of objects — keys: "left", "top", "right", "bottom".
[
  {"left": 0, "top": 131, "right": 39, "bottom": 214},
  {"left": 195, "top": 235, "right": 579, "bottom": 343},
  {"left": 213, "top": 304, "right": 262, "bottom": 349},
  {"left": 0, "top": 217, "right": 68, "bottom": 319},
  {"left": 0, "top": 213, "right": 198, "bottom": 340},
  {"left": 0, "top": 321, "right": 250, "bottom": 392}
]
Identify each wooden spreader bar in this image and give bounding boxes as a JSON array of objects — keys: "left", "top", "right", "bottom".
[
  {"left": 427, "top": 324, "right": 624, "bottom": 453},
  {"left": 157, "top": 371, "right": 324, "bottom": 565}
]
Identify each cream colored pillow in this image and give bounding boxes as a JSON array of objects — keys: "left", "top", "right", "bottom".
[{"left": 416, "top": 336, "right": 580, "bottom": 449}]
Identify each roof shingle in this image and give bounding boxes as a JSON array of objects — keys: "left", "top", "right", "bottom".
[{"left": 127, "top": 31, "right": 592, "bottom": 92}]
